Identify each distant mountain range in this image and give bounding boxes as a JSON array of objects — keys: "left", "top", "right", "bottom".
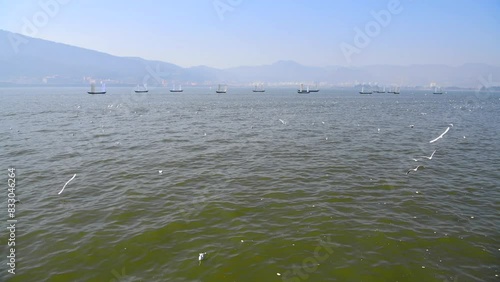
[{"left": 1, "top": 29, "right": 499, "bottom": 88}]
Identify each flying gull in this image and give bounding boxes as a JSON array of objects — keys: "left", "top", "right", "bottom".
[
  {"left": 406, "top": 166, "right": 424, "bottom": 175},
  {"left": 429, "top": 127, "right": 450, "bottom": 143},
  {"left": 421, "top": 150, "right": 436, "bottom": 160},
  {"left": 412, "top": 150, "right": 436, "bottom": 161},
  {"left": 58, "top": 174, "right": 76, "bottom": 194}
]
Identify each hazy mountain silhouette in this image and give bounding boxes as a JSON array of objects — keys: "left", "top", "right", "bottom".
[
  {"left": 1, "top": 30, "right": 499, "bottom": 88},
  {"left": 0, "top": 30, "right": 182, "bottom": 84}
]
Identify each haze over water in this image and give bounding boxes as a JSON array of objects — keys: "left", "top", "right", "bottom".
[{"left": 1, "top": 87, "right": 499, "bottom": 281}]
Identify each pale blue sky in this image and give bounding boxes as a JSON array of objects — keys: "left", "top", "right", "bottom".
[{"left": 1, "top": 0, "right": 499, "bottom": 68}]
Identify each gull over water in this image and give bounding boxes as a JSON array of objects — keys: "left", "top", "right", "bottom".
[
  {"left": 58, "top": 174, "right": 76, "bottom": 195},
  {"left": 430, "top": 127, "right": 450, "bottom": 143},
  {"left": 198, "top": 252, "right": 207, "bottom": 265},
  {"left": 406, "top": 165, "right": 424, "bottom": 175}
]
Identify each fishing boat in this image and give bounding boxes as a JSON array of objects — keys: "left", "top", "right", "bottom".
[
  {"left": 309, "top": 83, "right": 320, "bottom": 92},
  {"left": 252, "top": 84, "right": 265, "bottom": 93},
  {"left": 216, "top": 84, "right": 227, "bottom": 93},
  {"left": 373, "top": 86, "right": 386, "bottom": 93},
  {"left": 297, "top": 83, "right": 310, "bottom": 94},
  {"left": 433, "top": 86, "right": 443, "bottom": 94},
  {"left": 170, "top": 84, "right": 183, "bottom": 92},
  {"left": 359, "top": 86, "right": 372, "bottom": 94},
  {"left": 87, "top": 81, "right": 106, "bottom": 94},
  {"left": 135, "top": 84, "right": 148, "bottom": 93}
]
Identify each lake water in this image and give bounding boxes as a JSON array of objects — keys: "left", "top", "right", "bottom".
[{"left": 1, "top": 87, "right": 499, "bottom": 281}]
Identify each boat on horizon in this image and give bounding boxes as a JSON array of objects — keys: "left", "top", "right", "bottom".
[
  {"left": 359, "top": 86, "right": 372, "bottom": 94},
  {"left": 216, "top": 84, "right": 227, "bottom": 93},
  {"left": 373, "top": 86, "right": 386, "bottom": 93},
  {"left": 170, "top": 84, "right": 183, "bottom": 92},
  {"left": 297, "top": 83, "right": 310, "bottom": 94},
  {"left": 309, "top": 83, "right": 320, "bottom": 92},
  {"left": 433, "top": 86, "right": 443, "bottom": 94},
  {"left": 87, "top": 81, "right": 106, "bottom": 94},
  {"left": 387, "top": 86, "right": 400, "bottom": 94},
  {"left": 135, "top": 84, "right": 148, "bottom": 93},
  {"left": 252, "top": 83, "right": 265, "bottom": 93}
]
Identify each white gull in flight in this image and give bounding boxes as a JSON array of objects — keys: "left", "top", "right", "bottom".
[
  {"left": 58, "top": 174, "right": 76, "bottom": 194},
  {"left": 406, "top": 166, "right": 424, "bottom": 175},
  {"left": 421, "top": 150, "right": 437, "bottom": 160},
  {"left": 429, "top": 127, "right": 450, "bottom": 143}
]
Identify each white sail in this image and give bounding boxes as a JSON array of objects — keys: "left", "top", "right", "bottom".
[{"left": 101, "top": 82, "right": 106, "bottom": 92}]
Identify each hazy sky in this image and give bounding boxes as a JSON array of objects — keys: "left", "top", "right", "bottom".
[{"left": 1, "top": 0, "right": 499, "bottom": 68}]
